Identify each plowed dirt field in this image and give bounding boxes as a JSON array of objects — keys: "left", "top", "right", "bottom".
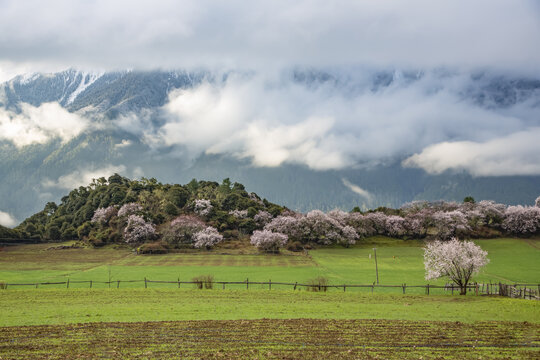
[{"left": 0, "top": 319, "right": 538, "bottom": 359}]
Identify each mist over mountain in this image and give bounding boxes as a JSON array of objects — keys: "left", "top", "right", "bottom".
[{"left": 1, "top": 67, "right": 539, "bottom": 225}]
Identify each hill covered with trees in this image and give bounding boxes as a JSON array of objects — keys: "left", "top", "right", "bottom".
[
  {"left": 13, "top": 175, "right": 283, "bottom": 249},
  {"left": 5, "top": 175, "right": 540, "bottom": 254}
]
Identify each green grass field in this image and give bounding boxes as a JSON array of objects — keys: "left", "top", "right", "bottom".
[
  {"left": 1, "top": 237, "right": 539, "bottom": 359},
  {"left": 1, "top": 237, "right": 538, "bottom": 288},
  {"left": 1, "top": 289, "right": 539, "bottom": 327}
]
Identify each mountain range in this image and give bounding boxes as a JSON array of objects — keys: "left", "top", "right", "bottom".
[{"left": 1, "top": 68, "right": 539, "bottom": 225}]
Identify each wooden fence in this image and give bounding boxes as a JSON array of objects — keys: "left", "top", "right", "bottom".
[{"left": 1, "top": 278, "right": 538, "bottom": 298}]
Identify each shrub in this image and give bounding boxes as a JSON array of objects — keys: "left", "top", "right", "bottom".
[
  {"left": 137, "top": 241, "right": 169, "bottom": 254},
  {"left": 0, "top": 281, "right": 6, "bottom": 290},
  {"left": 192, "top": 275, "right": 214, "bottom": 289},
  {"left": 286, "top": 241, "right": 304, "bottom": 252},
  {"left": 305, "top": 276, "right": 329, "bottom": 292}
]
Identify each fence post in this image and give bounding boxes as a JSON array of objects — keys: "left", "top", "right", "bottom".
[
  {"left": 426, "top": 284, "right": 429, "bottom": 295},
  {"left": 343, "top": 285, "right": 346, "bottom": 292},
  {"left": 371, "top": 282, "right": 374, "bottom": 294},
  {"left": 451, "top": 284, "right": 454, "bottom": 295},
  {"left": 222, "top": 282, "right": 225, "bottom": 290},
  {"left": 294, "top": 282, "right": 297, "bottom": 291},
  {"left": 178, "top": 278, "right": 180, "bottom": 289},
  {"left": 246, "top": 278, "right": 249, "bottom": 290},
  {"left": 402, "top": 283, "right": 406, "bottom": 294},
  {"left": 269, "top": 279, "right": 271, "bottom": 290},
  {"left": 476, "top": 283, "right": 478, "bottom": 296},
  {"left": 67, "top": 279, "right": 69, "bottom": 289},
  {"left": 144, "top": 277, "right": 147, "bottom": 289},
  {"left": 117, "top": 280, "right": 120, "bottom": 289}
]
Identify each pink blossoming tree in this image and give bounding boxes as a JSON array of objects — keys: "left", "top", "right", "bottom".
[
  {"left": 162, "top": 215, "right": 206, "bottom": 248},
  {"left": 502, "top": 205, "right": 540, "bottom": 235},
  {"left": 250, "top": 230, "right": 288, "bottom": 253},
  {"left": 424, "top": 238, "right": 489, "bottom": 295}
]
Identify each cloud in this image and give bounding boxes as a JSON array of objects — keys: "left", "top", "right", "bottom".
[
  {"left": 0, "top": 0, "right": 539, "bottom": 73},
  {"left": 154, "top": 70, "right": 537, "bottom": 172},
  {"left": 0, "top": 102, "right": 89, "bottom": 147},
  {"left": 43, "top": 165, "right": 127, "bottom": 190},
  {"left": 158, "top": 75, "right": 356, "bottom": 169},
  {"left": 114, "top": 139, "right": 133, "bottom": 149},
  {"left": 342, "top": 178, "right": 371, "bottom": 200},
  {"left": 0, "top": 211, "right": 17, "bottom": 227},
  {"left": 403, "top": 128, "right": 540, "bottom": 176}
]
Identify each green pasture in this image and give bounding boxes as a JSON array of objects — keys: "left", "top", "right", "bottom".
[
  {"left": 0, "top": 237, "right": 538, "bottom": 294},
  {"left": 1, "top": 237, "right": 539, "bottom": 328},
  {"left": 1, "top": 289, "right": 538, "bottom": 327}
]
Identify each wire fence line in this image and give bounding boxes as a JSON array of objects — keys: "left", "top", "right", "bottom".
[{"left": 1, "top": 278, "right": 538, "bottom": 298}]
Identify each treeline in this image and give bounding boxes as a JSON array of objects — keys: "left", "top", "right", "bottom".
[{"left": 5, "top": 175, "right": 540, "bottom": 253}]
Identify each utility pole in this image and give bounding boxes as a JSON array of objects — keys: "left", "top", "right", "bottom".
[{"left": 373, "top": 248, "right": 379, "bottom": 284}]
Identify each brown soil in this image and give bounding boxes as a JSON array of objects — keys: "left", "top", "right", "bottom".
[{"left": 0, "top": 319, "right": 538, "bottom": 359}]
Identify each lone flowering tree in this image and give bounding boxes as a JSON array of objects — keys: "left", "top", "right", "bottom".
[{"left": 424, "top": 238, "right": 489, "bottom": 295}]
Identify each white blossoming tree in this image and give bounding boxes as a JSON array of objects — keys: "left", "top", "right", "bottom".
[
  {"left": 424, "top": 238, "right": 489, "bottom": 295},
  {"left": 91, "top": 206, "right": 118, "bottom": 225},
  {"left": 193, "top": 226, "right": 223, "bottom": 249},
  {"left": 118, "top": 202, "right": 142, "bottom": 217},
  {"left": 123, "top": 215, "right": 156, "bottom": 244},
  {"left": 194, "top": 199, "right": 213, "bottom": 216}
]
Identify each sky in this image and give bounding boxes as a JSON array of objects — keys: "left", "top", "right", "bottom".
[
  {"left": 0, "top": 0, "right": 539, "bottom": 78},
  {"left": 0, "top": 0, "right": 539, "bottom": 215}
]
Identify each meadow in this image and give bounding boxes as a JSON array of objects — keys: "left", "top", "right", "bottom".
[
  {"left": 1, "top": 237, "right": 539, "bottom": 359},
  {"left": 1, "top": 237, "right": 538, "bottom": 288}
]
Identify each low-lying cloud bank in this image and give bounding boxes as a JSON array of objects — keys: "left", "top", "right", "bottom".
[
  {"left": 403, "top": 128, "right": 540, "bottom": 176},
  {"left": 42, "top": 165, "right": 129, "bottom": 190},
  {"left": 1, "top": 68, "right": 538, "bottom": 178},
  {"left": 0, "top": 102, "right": 89, "bottom": 147},
  {"left": 135, "top": 71, "right": 538, "bottom": 175}
]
